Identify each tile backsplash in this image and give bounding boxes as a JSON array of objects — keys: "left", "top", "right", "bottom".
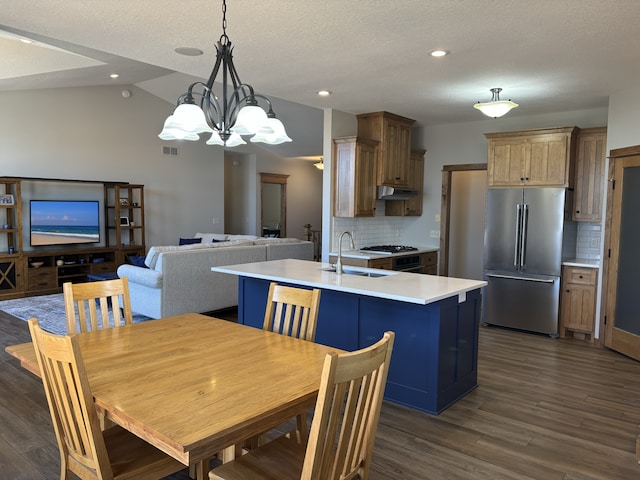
[
  {"left": 331, "top": 201, "right": 403, "bottom": 251},
  {"left": 575, "top": 222, "right": 602, "bottom": 260}
]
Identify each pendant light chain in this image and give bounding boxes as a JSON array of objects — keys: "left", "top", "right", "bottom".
[{"left": 220, "top": 0, "right": 229, "bottom": 45}]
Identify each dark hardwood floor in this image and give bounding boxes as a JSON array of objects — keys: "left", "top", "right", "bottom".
[{"left": 1, "top": 309, "right": 639, "bottom": 479}]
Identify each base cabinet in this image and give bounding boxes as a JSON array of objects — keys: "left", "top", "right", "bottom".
[
  {"left": 238, "top": 276, "right": 481, "bottom": 414},
  {"left": 560, "top": 266, "right": 598, "bottom": 342},
  {"left": 24, "top": 248, "right": 123, "bottom": 296}
]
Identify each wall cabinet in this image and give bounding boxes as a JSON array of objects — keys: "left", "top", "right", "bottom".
[
  {"left": 333, "top": 137, "right": 379, "bottom": 218},
  {"left": 573, "top": 127, "right": 607, "bottom": 222},
  {"left": 485, "top": 126, "right": 577, "bottom": 187},
  {"left": 385, "top": 149, "right": 426, "bottom": 216},
  {"left": 560, "top": 265, "right": 598, "bottom": 342},
  {"left": 357, "top": 111, "right": 415, "bottom": 188}
]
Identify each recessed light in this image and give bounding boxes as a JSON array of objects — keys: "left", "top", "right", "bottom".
[
  {"left": 110, "top": 73, "right": 119, "bottom": 79},
  {"left": 175, "top": 47, "right": 204, "bottom": 56},
  {"left": 430, "top": 49, "right": 450, "bottom": 57},
  {"left": 317, "top": 90, "right": 332, "bottom": 97}
]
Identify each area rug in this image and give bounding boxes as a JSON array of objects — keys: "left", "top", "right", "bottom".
[{"left": 0, "top": 293, "right": 151, "bottom": 335}]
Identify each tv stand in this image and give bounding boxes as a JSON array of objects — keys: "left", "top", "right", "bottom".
[{"left": 24, "top": 246, "right": 141, "bottom": 296}]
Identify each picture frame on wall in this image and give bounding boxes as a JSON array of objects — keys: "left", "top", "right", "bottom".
[
  {"left": 0, "top": 194, "right": 15, "bottom": 205},
  {"left": 119, "top": 216, "right": 130, "bottom": 226}
]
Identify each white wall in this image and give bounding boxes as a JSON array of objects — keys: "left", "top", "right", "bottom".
[
  {"left": 607, "top": 86, "right": 640, "bottom": 151},
  {"left": 0, "top": 85, "right": 225, "bottom": 248},
  {"left": 0, "top": 85, "right": 323, "bottom": 250}
]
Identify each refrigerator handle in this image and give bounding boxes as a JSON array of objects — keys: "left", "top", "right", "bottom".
[
  {"left": 520, "top": 203, "right": 529, "bottom": 268},
  {"left": 514, "top": 204, "right": 523, "bottom": 267}
]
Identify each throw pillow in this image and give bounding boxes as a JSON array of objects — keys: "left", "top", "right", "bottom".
[
  {"left": 128, "top": 255, "right": 148, "bottom": 268},
  {"left": 179, "top": 237, "right": 202, "bottom": 245}
]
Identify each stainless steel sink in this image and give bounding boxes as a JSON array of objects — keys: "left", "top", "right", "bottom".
[{"left": 321, "top": 266, "right": 397, "bottom": 278}]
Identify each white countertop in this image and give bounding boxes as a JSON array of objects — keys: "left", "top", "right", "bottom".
[
  {"left": 212, "top": 258, "right": 485, "bottom": 305},
  {"left": 329, "top": 246, "right": 439, "bottom": 260},
  {"left": 562, "top": 258, "right": 601, "bottom": 269}
]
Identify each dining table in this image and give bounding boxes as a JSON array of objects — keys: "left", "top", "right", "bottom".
[{"left": 5, "top": 313, "right": 341, "bottom": 480}]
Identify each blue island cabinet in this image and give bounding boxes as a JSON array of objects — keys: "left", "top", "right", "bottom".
[{"left": 237, "top": 276, "right": 481, "bottom": 414}]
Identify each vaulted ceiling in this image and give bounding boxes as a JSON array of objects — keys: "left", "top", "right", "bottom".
[{"left": 2, "top": 1, "right": 639, "bottom": 157}]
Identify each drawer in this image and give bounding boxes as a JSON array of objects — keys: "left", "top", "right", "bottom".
[
  {"left": 27, "top": 269, "right": 57, "bottom": 290},
  {"left": 90, "top": 262, "right": 116, "bottom": 273},
  {"left": 368, "top": 258, "right": 393, "bottom": 270},
  {"left": 563, "top": 267, "right": 597, "bottom": 286},
  {"left": 421, "top": 252, "right": 437, "bottom": 266}
]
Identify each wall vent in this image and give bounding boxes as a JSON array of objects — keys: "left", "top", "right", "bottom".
[{"left": 162, "top": 146, "right": 178, "bottom": 156}]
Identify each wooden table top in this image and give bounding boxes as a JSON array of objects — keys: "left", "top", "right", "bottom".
[{"left": 6, "top": 313, "right": 341, "bottom": 469}]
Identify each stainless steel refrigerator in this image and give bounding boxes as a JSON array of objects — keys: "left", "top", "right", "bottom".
[{"left": 482, "top": 187, "right": 573, "bottom": 336}]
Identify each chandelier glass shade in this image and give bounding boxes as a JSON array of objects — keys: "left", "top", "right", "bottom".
[
  {"left": 473, "top": 88, "right": 519, "bottom": 118},
  {"left": 158, "top": 0, "right": 291, "bottom": 147}
]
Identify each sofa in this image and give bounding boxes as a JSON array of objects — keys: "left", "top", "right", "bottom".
[{"left": 116, "top": 234, "right": 314, "bottom": 319}]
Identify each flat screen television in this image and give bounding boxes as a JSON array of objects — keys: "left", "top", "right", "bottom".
[{"left": 30, "top": 200, "right": 100, "bottom": 246}]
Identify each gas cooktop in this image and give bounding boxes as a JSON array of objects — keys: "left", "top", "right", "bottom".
[{"left": 360, "top": 245, "right": 418, "bottom": 255}]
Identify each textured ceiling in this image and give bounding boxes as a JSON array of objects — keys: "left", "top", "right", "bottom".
[{"left": 1, "top": 1, "right": 639, "bottom": 139}]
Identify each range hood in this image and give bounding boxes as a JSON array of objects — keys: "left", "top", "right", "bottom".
[{"left": 377, "top": 186, "right": 418, "bottom": 200}]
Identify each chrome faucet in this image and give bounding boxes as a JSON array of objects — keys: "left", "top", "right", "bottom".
[{"left": 335, "top": 231, "right": 355, "bottom": 275}]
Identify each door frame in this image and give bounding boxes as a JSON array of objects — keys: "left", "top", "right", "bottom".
[{"left": 439, "top": 163, "right": 487, "bottom": 276}]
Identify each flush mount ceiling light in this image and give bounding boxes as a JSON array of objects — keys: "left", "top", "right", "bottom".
[
  {"left": 159, "top": 0, "right": 291, "bottom": 147},
  {"left": 473, "top": 88, "right": 519, "bottom": 118}
]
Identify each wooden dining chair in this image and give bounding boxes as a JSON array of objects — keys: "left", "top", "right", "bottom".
[
  {"left": 263, "top": 283, "right": 322, "bottom": 439},
  {"left": 28, "top": 318, "right": 185, "bottom": 480},
  {"left": 209, "top": 331, "right": 395, "bottom": 480},
  {"left": 263, "top": 282, "right": 321, "bottom": 342},
  {"left": 63, "top": 277, "right": 133, "bottom": 334}
]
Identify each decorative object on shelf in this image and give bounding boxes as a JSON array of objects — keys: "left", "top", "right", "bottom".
[
  {"left": 474, "top": 88, "right": 519, "bottom": 118},
  {"left": 119, "top": 198, "right": 129, "bottom": 206},
  {"left": 2, "top": 223, "right": 10, "bottom": 229},
  {"left": 158, "top": 0, "right": 291, "bottom": 147},
  {"left": 0, "top": 194, "right": 14, "bottom": 205},
  {"left": 119, "top": 217, "right": 130, "bottom": 226},
  {"left": 30, "top": 261, "right": 44, "bottom": 268},
  {"left": 56, "top": 259, "right": 64, "bottom": 266}
]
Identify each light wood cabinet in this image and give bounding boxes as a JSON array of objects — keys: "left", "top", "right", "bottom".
[
  {"left": 333, "top": 137, "right": 378, "bottom": 218},
  {"left": 385, "top": 149, "right": 426, "bottom": 216},
  {"left": 485, "top": 126, "right": 577, "bottom": 187},
  {"left": 560, "top": 265, "right": 598, "bottom": 342},
  {"left": 573, "top": 127, "right": 607, "bottom": 222},
  {"left": 357, "top": 111, "right": 415, "bottom": 187}
]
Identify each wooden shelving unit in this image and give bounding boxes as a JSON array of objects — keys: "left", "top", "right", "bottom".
[
  {"left": 104, "top": 183, "right": 145, "bottom": 264},
  {"left": 0, "top": 178, "right": 23, "bottom": 299}
]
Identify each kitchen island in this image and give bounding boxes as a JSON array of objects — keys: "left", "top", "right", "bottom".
[{"left": 212, "top": 258, "right": 486, "bottom": 414}]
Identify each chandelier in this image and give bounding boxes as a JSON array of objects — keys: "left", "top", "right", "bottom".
[
  {"left": 473, "top": 88, "right": 519, "bottom": 118},
  {"left": 158, "top": 0, "right": 291, "bottom": 147}
]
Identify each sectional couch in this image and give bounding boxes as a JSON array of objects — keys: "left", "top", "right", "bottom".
[{"left": 116, "top": 234, "right": 314, "bottom": 319}]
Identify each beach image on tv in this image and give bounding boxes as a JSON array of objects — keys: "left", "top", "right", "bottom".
[{"left": 30, "top": 200, "right": 100, "bottom": 246}]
